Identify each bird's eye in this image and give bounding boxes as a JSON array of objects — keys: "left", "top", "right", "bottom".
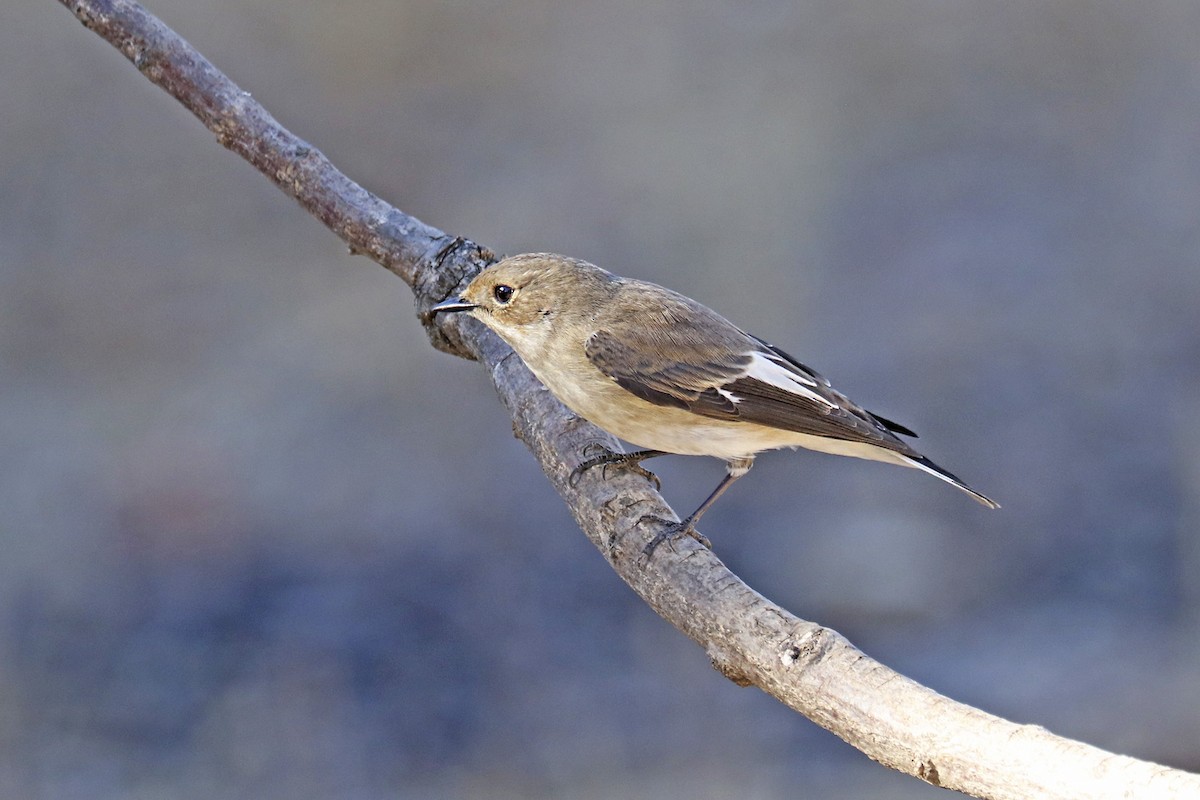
[{"left": 493, "top": 284, "right": 515, "bottom": 304}]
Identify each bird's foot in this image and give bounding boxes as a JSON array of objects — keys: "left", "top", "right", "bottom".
[
  {"left": 569, "top": 445, "right": 663, "bottom": 491},
  {"left": 638, "top": 515, "right": 711, "bottom": 557}
]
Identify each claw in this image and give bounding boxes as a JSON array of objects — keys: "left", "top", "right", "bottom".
[
  {"left": 627, "top": 463, "right": 662, "bottom": 491},
  {"left": 567, "top": 464, "right": 586, "bottom": 489},
  {"left": 570, "top": 446, "right": 665, "bottom": 490},
  {"left": 581, "top": 442, "right": 611, "bottom": 458},
  {"left": 637, "top": 515, "right": 712, "bottom": 557}
]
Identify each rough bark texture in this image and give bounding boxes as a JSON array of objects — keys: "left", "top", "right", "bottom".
[{"left": 56, "top": 1, "right": 1200, "bottom": 797}]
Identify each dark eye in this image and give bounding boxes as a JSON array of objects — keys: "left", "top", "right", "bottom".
[{"left": 493, "top": 284, "right": 515, "bottom": 303}]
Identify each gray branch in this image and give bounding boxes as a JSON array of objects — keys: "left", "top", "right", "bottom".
[{"left": 55, "top": 1, "right": 1200, "bottom": 797}]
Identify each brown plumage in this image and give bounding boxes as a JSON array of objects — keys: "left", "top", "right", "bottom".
[{"left": 433, "top": 253, "right": 998, "bottom": 552}]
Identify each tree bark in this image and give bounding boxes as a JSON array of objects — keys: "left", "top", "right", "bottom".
[{"left": 54, "top": 1, "right": 1200, "bottom": 797}]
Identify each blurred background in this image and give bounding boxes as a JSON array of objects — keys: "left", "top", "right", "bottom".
[{"left": 3, "top": 1, "right": 1200, "bottom": 797}]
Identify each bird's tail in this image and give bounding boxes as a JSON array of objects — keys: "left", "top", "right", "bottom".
[{"left": 900, "top": 455, "right": 1000, "bottom": 509}]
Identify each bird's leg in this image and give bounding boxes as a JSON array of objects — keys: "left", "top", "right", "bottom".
[
  {"left": 570, "top": 445, "right": 667, "bottom": 490},
  {"left": 640, "top": 457, "right": 754, "bottom": 557}
]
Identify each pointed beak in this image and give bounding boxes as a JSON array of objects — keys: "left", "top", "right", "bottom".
[{"left": 431, "top": 297, "right": 478, "bottom": 314}]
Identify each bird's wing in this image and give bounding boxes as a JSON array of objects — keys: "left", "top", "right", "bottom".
[
  {"left": 583, "top": 293, "right": 918, "bottom": 454},
  {"left": 747, "top": 335, "right": 920, "bottom": 440}
]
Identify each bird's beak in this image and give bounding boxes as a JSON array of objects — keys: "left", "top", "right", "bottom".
[{"left": 431, "top": 297, "right": 478, "bottom": 314}]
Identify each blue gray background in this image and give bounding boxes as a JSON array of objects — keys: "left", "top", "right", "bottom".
[{"left": 3, "top": 1, "right": 1199, "bottom": 797}]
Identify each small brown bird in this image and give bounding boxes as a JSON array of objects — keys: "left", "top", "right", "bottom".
[{"left": 433, "top": 253, "right": 998, "bottom": 554}]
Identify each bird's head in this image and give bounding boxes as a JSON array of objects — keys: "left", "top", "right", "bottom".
[{"left": 432, "top": 253, "right": 616, "bottom": 355}]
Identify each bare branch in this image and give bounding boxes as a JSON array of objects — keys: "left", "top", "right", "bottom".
[{"left": 55, "top": 1, "right": 1200, "bottom": 797}]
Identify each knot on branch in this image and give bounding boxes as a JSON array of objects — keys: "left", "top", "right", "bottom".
[
  {"left": 414, "top": 236, "right": 496, "bottom": 359},
  {"left": 779, "top": 625, "right": 834, "bottom": 669}
]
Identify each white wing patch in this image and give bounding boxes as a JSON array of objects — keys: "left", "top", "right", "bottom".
[{"left": 744, "top": 351, "right": 837, "bottom": 408}]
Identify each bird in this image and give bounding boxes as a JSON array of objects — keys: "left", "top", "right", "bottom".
[{"left": 432, "top": 253, "right": 998, "bottom": 554}]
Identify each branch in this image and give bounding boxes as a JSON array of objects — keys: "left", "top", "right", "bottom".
[{"left": 56, "top": 2, "right": 1200, "bottom": 797}]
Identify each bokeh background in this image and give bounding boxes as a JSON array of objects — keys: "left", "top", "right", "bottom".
[{"left": 4, "top": 1, "right": 1200, "bottom": 797}]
